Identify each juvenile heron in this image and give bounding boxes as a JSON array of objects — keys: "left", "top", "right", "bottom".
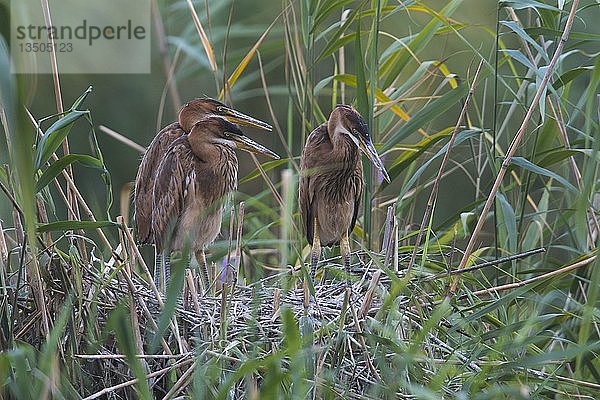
[
  {"left": 299, "top": 105, "right": 390, "bottom": 282},
  {"left": 148, "top": 116, "right": 278, "bottom": 291},
  {"left": 134, "top": 99, "right": 273, "bottom": 291}
]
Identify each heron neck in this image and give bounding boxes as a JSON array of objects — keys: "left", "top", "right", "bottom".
[{"left": 330, "top": 131, "right": 360, "bottom": 173}]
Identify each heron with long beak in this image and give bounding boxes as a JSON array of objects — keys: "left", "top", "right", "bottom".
[
  {"left": 134, "top": 99, "right": 274, "bottom": 291},
  {"left": 299, "top": 105, "right": 390, "bottom": 283}
]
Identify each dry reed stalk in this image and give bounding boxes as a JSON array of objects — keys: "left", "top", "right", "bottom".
[
  {"left": 467, "top": 255, "right": 595, "bottom": 297},
  {"left": 120, "top": 218, "right": 186, "bottom": 353},
  {"left": 279, "top": 169, "right": 296, "bottom": 266},
  {"left": 162, "top": 360, "right": 196, "bottom": 399},
  {"left": 117, "top": 216, "right": 149, "bottom": 374},
  {"left": 39, "top": 0, "right": 88, "bottom": 263},
  {"left": 233, "top": 202, "right": 245, "bottom": 289},
  {"left": 0, "top": 220, "right": 8, "bottom": 267},
  {"left": 98, "top": 125, "right": 146, "bottom": 153},
  {"left": 151, "top": 0, "right": 181, "bottom": 113},
  {"left": 185, "top": 0, "right": 217, "bottom": 73},
  {"left": 257, "top": 52, "right": 299, "bottom": 168},
  {"left": 348, "top": 289, "right": 381, "bottom": 381},
  {"left": 506, "top": 8, "right": 599, "bottom": 247},
  {"left": 407, "top": 59, "right": 484, "bottom": 272},
  {"left": 75, "top": 353, "right": 191, "bottom": 360},
  {"left": 450, "top": 0, "right": 581, "bottom": 295},
  {"left": 359, "top": 269, "right": 381, "bottom": 319},
  {"left": 119, "top": 183, "right": 133, "bottom": 223}
]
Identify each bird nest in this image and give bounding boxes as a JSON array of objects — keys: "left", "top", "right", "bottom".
[{"left": 73, "top": 249, "right": 441, "bottom": 399}]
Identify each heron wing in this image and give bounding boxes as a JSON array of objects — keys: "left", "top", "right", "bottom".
[
  {"left": 134, "top": 122, "right": 185, "bottom": 244},
  {"left": 299, "top": 123, "right": 330, "bottom": 244},
  {"left": 151, "top": 137, "right": 194, "bottom": 252}
]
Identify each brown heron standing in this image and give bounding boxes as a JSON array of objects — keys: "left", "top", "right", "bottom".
[
  {"left": 148, "top": 116, "right": 278, "bottom": 291},
  {"left": 134, "top": 98, "right": 273, "bottom": 291},
  {"left": 299, "top": 105, "right": 390, "bottom": 283}
]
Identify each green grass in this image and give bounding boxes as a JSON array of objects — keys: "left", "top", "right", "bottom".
[{"left": 1, "top": 0, "right": 599, "bottom": 398}]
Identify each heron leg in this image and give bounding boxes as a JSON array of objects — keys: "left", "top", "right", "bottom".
[
  {"left": 310, "top": 217, "right": 322, "bottom": 281},
  {"left": 340, "top": 231, "right": 351, "bottom": 288},
  {"left": 197, "top": 249, "right": 210, "bottom": 294}
]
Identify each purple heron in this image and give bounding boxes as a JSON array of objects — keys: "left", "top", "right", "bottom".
[
  {"left": 299, "top": 105, "right": 390, "bottom": 282},
  {"left": 134, "top": 99, "right": 274, "bottom": 291}
]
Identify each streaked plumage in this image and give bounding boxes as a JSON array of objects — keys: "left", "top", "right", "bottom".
[
  {"left": 299, "top": 105, "right": 390, "bottom": 280},
  {"left": 134, "top": 98, "right": 271, "bottom": 245},
  {"left": 133, "top": 99, "right": 275, "bottom": 291},
  {"left": 152, "top": 117, "right": 240, "bottom": 254}
]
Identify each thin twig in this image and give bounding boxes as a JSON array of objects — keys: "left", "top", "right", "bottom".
[
  {"left": 465, "top": 255, "right": 595, "bottom": 298},
  {"left": 82, "top": 358, "right": 194, "bottom": 400},
  {"left": 450, "top": 0, "right": 581, "bottom": 296},
  {"left": 98, "top": 125, "right": 146, "bottom": 153},
  {"left": 428, "top": 248, "right": 546, "bottom": 281},
  {"left": 151, "top": 0, "right": 181, "bottom": 113},
  {"left": 407, "top": 59, "right": 484, "bottom": 271}
]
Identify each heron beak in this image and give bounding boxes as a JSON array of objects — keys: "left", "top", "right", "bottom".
[
  {"left": 222, "top": 108, "right": 273, "bottom": 131},
  {"left": 229, "top": 133, "right": 280, "bottom": 159},
  {"left": 360, "top": 138, "right": 390, "bottom": 183}
]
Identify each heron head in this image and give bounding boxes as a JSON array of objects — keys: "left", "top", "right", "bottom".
[
  {"left": 179, "top": 98, "right": 272, "bottom": 132},
  {"left": 191, "top": 116, "right": 279, "bottom": 160},
  {"left": 329, "top": 105, "right": 390, "bottom": 182}
]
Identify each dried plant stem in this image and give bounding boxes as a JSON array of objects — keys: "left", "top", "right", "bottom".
[
  {"left": 98, "top": 125, "right": 146, "bottom": 153},
  {"left": 407, "top": 59, "right": 484, "bottom": 271},
  {"left": 39, "top": 0, "right": 63, "bottom": 115},
  {"left": 120, "top": 218, "right": 185, "bottom": 353},
  {"left": 507, "top": 8, "right": 599, "bottom": 246},
  {"left": 257, "top": 51, "right": 298, "bottom": 168},
  {"left": 450, "top": 0, "right": 580, "bottom": 296},
  {"left": 359, "top": 269, "right": 381, "bottom": 318},
  {"left": 466, "top": 255, "right": 595, "bottom": 298},
  {"left": 75, "top": 353, "right": 189, "bottom": 360},
  {"left": 39, "top": 0, "right": 84, "bottom": 234},
  {"left": 186, "top": 0, "right": 217, "bottom": 74},
  {"left": 151, "top": 0, "right": 181, "bottom": 113},
  {"left": 348, "top": 288, "right": 381, "bottom": 381},
  {"left": 163, "top": 361, "right": 196, "bottom": 399},
  {"left": 438, "top": 247, "right": 545, "bottom": 278}
]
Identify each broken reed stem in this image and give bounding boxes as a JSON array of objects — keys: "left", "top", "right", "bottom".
[
  {"left": 232, "top": 202, "right": 245, "bottom": 292},
  {"left": 450, "top": 0, "right": 581, "bottom": 296},
  {"left": 407, "top": 59, "right": 484, "bottom": 272},
  {"left": 348, "top": 288, "right": 381, "bottom": 381},
  {"left": 75, "top": 353, "right": 190, "bottom": 360},
  {"left": 359, "top": 269, "right": 381, "bottom": 318}
]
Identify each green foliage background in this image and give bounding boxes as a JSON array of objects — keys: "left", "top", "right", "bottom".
[{"left": 0, "top": 0, "right": 599, "bottom": 398}]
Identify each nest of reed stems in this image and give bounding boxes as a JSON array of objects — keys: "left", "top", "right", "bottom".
[{"left": 2, "top": 200, "right": 551, "bottom": 399}]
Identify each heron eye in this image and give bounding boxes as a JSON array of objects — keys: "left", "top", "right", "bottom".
[{"left": 217, "top": 106, "right": 225, "bottom": 113}]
